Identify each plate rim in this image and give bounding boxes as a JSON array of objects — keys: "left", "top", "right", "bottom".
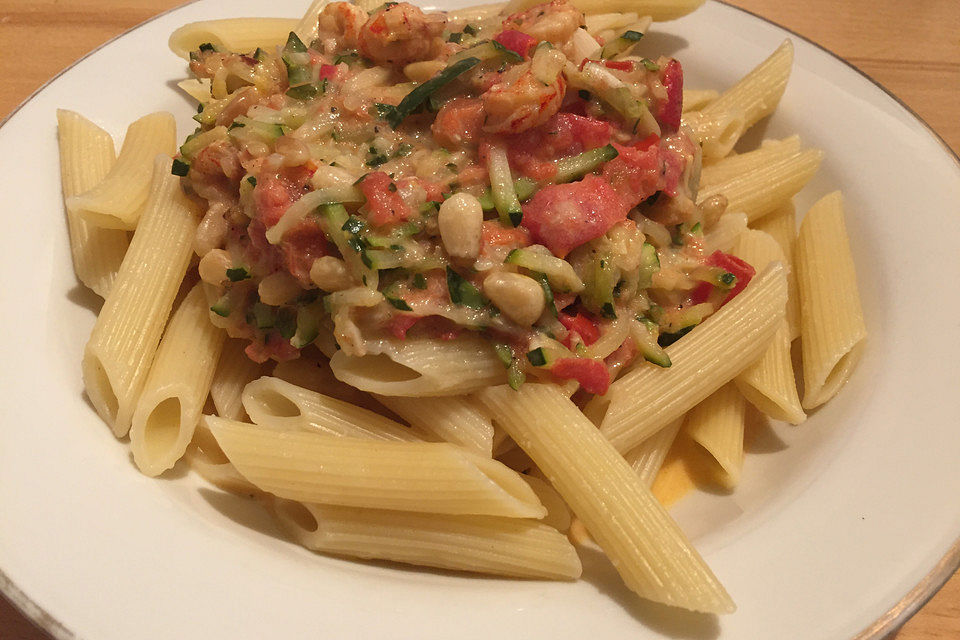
[{"left": 2, "top": 1, "right": 958, "bottom": 638}]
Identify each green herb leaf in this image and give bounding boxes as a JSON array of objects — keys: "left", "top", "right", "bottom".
[
  {"left": 226, "top": 267, "right": 251, "bottom": 282},
  {"left": 446, "top": 266, "right": 485, "bottom": 309}
]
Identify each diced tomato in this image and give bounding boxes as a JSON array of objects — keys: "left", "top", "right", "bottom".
[
  {"left": 558, "top": 312, "right": 600, "bottom": 346},
  {"left": 690, "top": 251, "right": 756, "bottom": 307},
  {"left": 551, "top": 358, "right": 610, "bottom": 395},
  {"left": 636, "top": 133, "right": 660, "bottom": 151},
  {"left": 481, "top": 220, "right": 531, "bottom": 249},
  {"left": 254, "top": 175, "right": 297, "bottom": 227},
  {"left": 318, "top": 64, "right": 338, "bottom": 80},
  {"left": 603, "top": 60, "right": 633, "bottom": 71},
  {"left": 600, "top": 142, "right": 662, "bottom": 210},
  {"left": 506, "top": 113, "right": 612, "bottom": 179},
  {"left": 281, "top": 220, "right": 333, "bottom": 285},
  {"left": 431, "top": 97, "right": 486, "bottom": 148},
  {"left": 520, "top": 174, "right": 628, "bottom": 257},
  {"left": 387, "top": 314, "right": 421, "bottom": 339},
  {"left": 495, "top": 30, "right": 538, "bottom": 58},
  {"left": 358, "top": 171, "right": 412, "bottom": 227},
  {"left": 654, "top": 59, "right": 683, "bottom": 132}
]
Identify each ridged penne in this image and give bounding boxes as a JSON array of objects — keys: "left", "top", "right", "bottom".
[
  {"left": 521, "top": 474, "right": 572, "bottom": 533},
  {"left": 206, "top": 416, "right": 546, "bottom": 518},
  {"left": 329, "top": 334, "right": 507, "bottom": 396},
  {"left": 700, "top": 39, "right": 793, "bottom": 132},
  {"left": 478, "top": 384, "right": 735, "bottom": 614},
  {"left": 130, "top": 284, "right": 226, "bottom": 476},
  {"left": 67, "top": 112, "right": 176, "bottom": 230},
  {"left": 374, "top": 394, "right": 494, "bottom": 456},
  {"left": 210, "top": 338, "right": 264, "bottom": 422},
  {"left": 56, "top": 109, "right": 128, "bottom": 298},
  {"left": 594, "top": 262, "right": 787, "bottom": 453},
  {"left": 700, "top": 135, "right": 802, "bottom": 187},
  {"left": 732, "top": 229, "right": 805, "bottom": 424},
  {"left": 752, "top": 201, "right": 801, "bottom": 339},
  {"left": 294, "top": 0, "right": 330, "bottom": 42},
  {"left": 697, "top": 149, "right": 823, "bottom": 222},
  {"left": 623, "top": 417, "right": 683, "bottom": 487},
  {"left": 796, "top": 192, "right": 867, "bottom": 410},
  {"left": 559, "top": 0, "right": 705, "bottom": 21},
  {"left": 684, "top": 382, "right": 746, "bottom": 487},
  {"left": 682, "top": 109, "right": 746, "bottom": 160},
  {"left": 82, "top": 155, "right": 199, "bottom": 437},
  {"left": 168, "top": 18, "right": 299, "bottom": 59},
  {"left": 266, "top": 498, "right": 582, "bottom": 580},
  {"left": 681, "top": 89, "right": 718, "bottom": 113},
  {"left": 176, "top": 78, "right": 211, "bottom": 103},
  {"left": 241, "top": 376, "right": 426, "bottom": 441},
  {"left": 185, "top": 420, "right": 261, "bottom": 496}
]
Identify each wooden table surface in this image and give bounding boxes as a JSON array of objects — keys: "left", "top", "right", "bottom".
[{"left": 0, "top": 0, "right": 957, "bottom": 638}]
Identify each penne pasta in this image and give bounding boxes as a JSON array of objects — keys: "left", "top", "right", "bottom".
[
  {"left": 752, "top": 201, "right": 801, "bottom": 339},
  {"left": 623, "top": 417, "right": 684, "bottom": 487},
  {"left": 796, "top": 192, "right": 867, "bottom": 409},
  {"left": 700, "top": 135, "right": 802, "bottom": 187},
  {"left": 329, "top": 334, "right": 507, "bottom": 397},
  {"left": 56, "top": 109, "right": 128, "bottom": 298},
  {"left": 374, "top": 394, "right": 495, "bottom": 456},
  {"left": 206, "top": 416, "right": 546, "bottom": 518},
  {"left": 594, "top": 262, "right": 787, "bottom": 453},
  {"left": 684, "top": 382, "right": 747, "bottom": 487},
  {"left": 168, "top": 18, "right": 299, "bottom": 59},
  {"left": 82, "top": 155, "right": 199, "bottom": 437},
  {"left": 697, "top": 149, "right": 823, "bottom": 222},
  {"left": 732, "top": 229, "right": 805, "bottom": 424},
  {"left": 266, "top": 498, "right": 582, "bottom": 579},
  {"left": 210, "top": 338, "right": 264, "bottom": 422},
  {"left": 478, "top": 384, "right": 735, "bottom": 613},
  {"left": 130, "top": 283, "right": 226, "bottom": 476},
  {"left": 241, "top": 376, "right": 426, "bottom": 441},
  {"left": 67, "top": 112, "right": 176, "bottom": 230},
  {"left": 681, "top": 88, "right": 719, "bottom": 113}
]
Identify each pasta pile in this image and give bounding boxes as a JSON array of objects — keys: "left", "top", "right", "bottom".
[{"left": 59, "top": 0, "right": 866, "bottom": 616}]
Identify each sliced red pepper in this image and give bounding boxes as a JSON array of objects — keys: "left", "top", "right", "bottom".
[
  {"left": 603, "top": 60, "right": 633, "bottom": 71},
  {"left": 494, "top": 30, "right": 538, "bottom": 58},
  {"left": 690, "top": 250, "right": 756, "bottom": 307},
  {"left": 558, "top": 312, "right": 601, "bottom": 347},
  {"left": 551, "top": 358, "right": 610, "bottom": 395}
]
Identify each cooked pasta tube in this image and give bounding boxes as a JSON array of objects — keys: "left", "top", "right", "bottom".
[
  {"left": 130, "top": 284, "right": 226, "bottom": 476},
  {"left": 502, "top": 0, "right": 704, "bottom": 21},
  {"left": 681, "top": 89, "right": 718, "bottom": 113},
  {"left": 623, "top": 417, "right": 683, "bottom": 487},
  {"left": 176, "top": 78, "right": 211, "bottom": 103},
  {"left": 56, "top": 109, "right": 128, "bottom": 298},
  {"left": 697, "top": 149, "right": 823, "bottom": 222},
  {"left": 521, "top": 474, "right": 572, "bottom": 533},
  {"left": 732, "top": 229, "right": 805, "bottom": 424},
  {"left": 752, "top": 202, "right": 801, "bottom": 339},
  {"left": 796, "top": 192, "right": 867, "bottom": 409},
  {"left": 595, "top": 262, "right": 787, "bottom": 453},
  {"left": 82, "top": 155, "right": 199, "bottom": 437},
  {"left": 185, "top": 420, "right": 261, "bottom": 496},
  {"left": 206, "top": 416, "right": 546, "bottom": 518},
  {"left": 478, "top": 384, "right": 735, "bottom": 613},
  {"left": 294, "top": 0, "right": 330, "bottom": 41},
  {"left": 266, "top": 498, "right": 582, "bottom": 580},
  {"left": 329, "top": 334, "right": 507, "bottom": 397},
  {"left": 67, "top": 112, "right": 176, "bottom": 230},
  {"left": 374, "top": 394, "right": 494, "bottom": 456},
  {"left": 700, "top": 135, "right": 802, "bottom": 187},
  {"left": 684, "top": 382, "right": 746, "bottom": 487},
  {"left": 168, "top": 18, "right": 299, "bottom": 59},
  {"left": 682, "top": 109, "right": 746, "bottom": 160},
  {"left": 242, "top": 377, "right": 426, "bottom": 441},
  {"left": 700, "top": 40, "right": 793, "bottom": 131},
  {"left": 210, "top": 338, "right": 263, "bottom": 422}
]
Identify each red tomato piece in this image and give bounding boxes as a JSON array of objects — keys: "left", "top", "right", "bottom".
[
  {"left": 431, "top": 97, "right": 486, "bottom": 148},
  {"left": 521, "top": 174, "right": 628, "bottom": 257},
  {"left": 558, "top": 312, "right": 600, "bottom": 346},
  {"left": 387, "top": 314, "right": 421, "bottom": 339},
  {"left": 245, "top": 334, "right": 299, "bottom": 364},
  {"left": 318, "top": 64, "right": 339, "bottom": 80},
  {"left": 551, "top": 358, "right": 610, "bottom": 395},
  {"left": 507, "top": 113, "right": 612, "bottom": 179},
  {"left": 358, "top": 171, "right": 412, "bottom": 227},
  {"left": 281, "top": 220, "right": 333, "bottom": 285},
  {"left": 690, "top": 250, "right": 756, "bottom": 307},
  {"left": 495, "top": 29, "right": 538, "bottom": 58},
  {"left": 254, "top": 175, "right": 296, "bottom": 227},
  {"left": 600, "top": 142, "right": 662, "bottom": 210},
  {"left": 481, "top": 220, "right": 531, "bottom": 249},
  {"left": 636, "top": 133, "right": 660, "bottom": 151},
  {"left": 655, "top": 59, "right": 683, "bottom": 132}
]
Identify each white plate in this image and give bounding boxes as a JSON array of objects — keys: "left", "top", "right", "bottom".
[{"left": 2, "top": 1, "right": 959, "bottom": 638}]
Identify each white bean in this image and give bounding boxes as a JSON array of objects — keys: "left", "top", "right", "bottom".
[
  {"left": 197, "top": 249, "right": 232, "bottom": 285},
  {"left": 439, "top": 192, "right": 483, "bottom": 260},
  {"left": 310, "top": 256, "right": 354, "bottom": 292},
  {"left": 483, "top": 272, "right": 546, "bottom": 326},
  {"left": 258, "top": 271, "right": 302, "bottom": 305}
]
